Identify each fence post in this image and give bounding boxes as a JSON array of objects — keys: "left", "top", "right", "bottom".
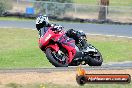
[
  {"left": 74, "top": 3, "right": 77, "bottom": 17},
  {"left": 105, "top": 5, "right": 108, "bottom": 19},
  {"left": 98, "top": 0, "right": 109, "bottom": 21},
  {"left": 17, "top": 0, "right": 19, "bottom": 4},
  {"left": 45, "top": 2, "right": 48, "bottom": 15}
]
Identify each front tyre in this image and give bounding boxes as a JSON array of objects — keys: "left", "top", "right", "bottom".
[{"left": 45, "top": 48, "right": 68, "bottom": 67}]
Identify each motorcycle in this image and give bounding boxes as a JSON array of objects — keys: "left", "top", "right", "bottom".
[{"left": 38, "top": 27, "right": 103, "bottom": 67}]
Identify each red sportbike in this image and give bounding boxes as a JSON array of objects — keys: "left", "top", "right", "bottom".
[{"left": 39, "top": 27, "right": 103, "bottom": 67}]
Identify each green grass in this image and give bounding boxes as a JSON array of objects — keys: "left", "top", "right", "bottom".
[
  {"left": 87, "top": 35, "right": 132, "bottom": 63},
  {"left": 0, "top": 17, "right": 34, "bottom": 21},
  {"left": 73, "top": 0, "right": 97, "bottom": 4},
  {"left": 73, "top": 0, "right": 132, "bottom": 6},
  {"left": 2, "top": 83, "right": 132, "bottom": 88},
  {"left": 0, "top": 28, "right": 52, "bottom": 69},
  {"left": 91, "top": 41, "right": 132, "bottom": 62},
  {"left": 0, "top": 28, "right": 132, "bottom": 68},
  {"left": 0, "top": 17, "right": 73, "bottom": 23}
]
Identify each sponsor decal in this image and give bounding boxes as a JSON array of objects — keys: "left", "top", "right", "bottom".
[
  {"left": 76, "top": 66, "right": 131, "bottom": 85},
  {"left": 45, "top": 34, "right": 51, "bottom": 42}
]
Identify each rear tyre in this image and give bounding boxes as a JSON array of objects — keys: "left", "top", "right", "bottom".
[
  {"left": 87, "top": 47, "right": 103, "bottom": 66},
  {"left": 45, "top": 48, "right": 68, "bottom": 67}
]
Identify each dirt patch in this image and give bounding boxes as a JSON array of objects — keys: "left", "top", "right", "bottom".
[
  {"left": 0, "top": 69, "right": 132, "bottom": 86},
  {"left": 0, "top": 71, "right": 77, "bottom": 85}
]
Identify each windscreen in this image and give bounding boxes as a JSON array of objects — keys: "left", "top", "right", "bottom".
[{"left": 39, "top": 27, "right": 49, "bottom": 37}]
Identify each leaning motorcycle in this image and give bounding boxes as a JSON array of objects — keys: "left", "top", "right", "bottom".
[{"left": 38, "top": 27, "right": 103, "bottom": 67}]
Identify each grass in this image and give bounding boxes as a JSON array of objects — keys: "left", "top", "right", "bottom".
[
  {"left": 73, "top": 0, "right": 132, "bottom": 6},
  {"left": 0, "top": 17, "right": 74, "bottom": 23},
  {"left": 0, "top": 28, "right": 52, "bottom": 69},
  {"left": 0, "top": 17, "right": 34, "bottom": 21},
  {"left": 0, "top": 28, "right": 132, "bottom": 68},
  {"left": 87, "top": 35, "right": 132, "bottom": 62},
  {"left": 2, "top": 83, "right": 132, "bottom": 88}
]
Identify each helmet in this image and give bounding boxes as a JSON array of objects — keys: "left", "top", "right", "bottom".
[{"left": 36, "top": 15, "right": 49, "bottom": 30}]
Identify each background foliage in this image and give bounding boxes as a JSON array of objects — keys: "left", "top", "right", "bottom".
[
  {"left": 0, "top": 0, "right": 12, "bottom": 16},
  {"left": 35, "top": 0, "right": 73, "bottom": 16}
]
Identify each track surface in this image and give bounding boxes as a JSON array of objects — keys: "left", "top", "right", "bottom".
[
  {"left": 0, "top": 20, "right": 132, "bottom": 71},
  {"left": 0, "top": 20, "right": 132, "bottom": 37},
  {"left": 0, "top": 62, "right": 132, "bottom": 73}
]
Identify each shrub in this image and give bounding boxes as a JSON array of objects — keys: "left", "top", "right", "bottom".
[
  {"left": 35, "top": 0, "right": 73, "bottom": 17},
  {"left": 0, "top": 0, "right": 12, "bottom": 16}
]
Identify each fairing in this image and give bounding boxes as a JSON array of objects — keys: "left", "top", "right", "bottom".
[{"left": 38, "top": 27, "right": 76, "bottom": 64}]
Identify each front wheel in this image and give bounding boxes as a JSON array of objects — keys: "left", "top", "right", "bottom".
[{"left": 45, "top": 48, "right": 68, "bottom": 67}]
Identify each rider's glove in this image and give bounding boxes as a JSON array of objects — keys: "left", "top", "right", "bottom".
[{"left": 51, "top": 23, "right": 55, "bottom": 27}]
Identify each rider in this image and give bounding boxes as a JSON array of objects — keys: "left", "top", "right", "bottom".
[{"left": 36, "top": 15, "right": 88, "bottom": 50}]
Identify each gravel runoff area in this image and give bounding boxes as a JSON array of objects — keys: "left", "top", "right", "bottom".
[{"left": 0, "top": 69, "right": 131, "bottom": 86}]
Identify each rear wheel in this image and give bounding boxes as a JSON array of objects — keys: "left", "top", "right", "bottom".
[
  {"left": 45, "top": 48, "right": 68, "bottom": 67},
  {"left": 87, "top": 46, "right": 103, "bottom": 66}
]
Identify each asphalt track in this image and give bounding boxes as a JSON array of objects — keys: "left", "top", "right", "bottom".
[
  {"left": 0, "top": 20, "right": 132, "bottom": 71},
  {"left": 0, "top": 20, "right": 132, "bottom": 37},
  {"left": 0, "top": 61, "right": 132, "bottom": 73}
]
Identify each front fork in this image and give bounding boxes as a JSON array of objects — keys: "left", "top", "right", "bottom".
[{"left": 46, "top": 44, "right": 74, "bottom": 64}]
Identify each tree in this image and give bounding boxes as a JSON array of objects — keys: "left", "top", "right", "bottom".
[
  {"left": 98, "top": 0, "right": 109, "bottom": 21},
  {"left": 0, "top": 0, "right": 12, "bottom": 16}
]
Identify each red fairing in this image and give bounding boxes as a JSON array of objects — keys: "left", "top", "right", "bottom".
[
  {"left": 62, "top": 44, "right": 76, "bottom": 63},
  {"left": 38, "top": 27, "right": 76, "bottom": 64},
  {"left": 39, "top": 27, "right": 54, "bottom": 48},
  {"left": 59, "top": 36, "right": 76, "bottom": 63},
  {"left": 39, "top": 27, "right": 65, "bottom": 48},
  {"left": 46, "top": 44, "right": 59, "bottom": 52}
]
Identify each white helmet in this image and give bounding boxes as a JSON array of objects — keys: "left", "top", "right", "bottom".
[
  {"left": 36, "top": 15, "right": 49, "bottom": 24},
  {"left": 36, "top": 15, "right": 49, "bottom": 30}
]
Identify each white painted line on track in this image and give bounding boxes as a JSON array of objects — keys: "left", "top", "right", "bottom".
[{"left": 86, "top": 33, "right": 132, "bottom": 39}]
